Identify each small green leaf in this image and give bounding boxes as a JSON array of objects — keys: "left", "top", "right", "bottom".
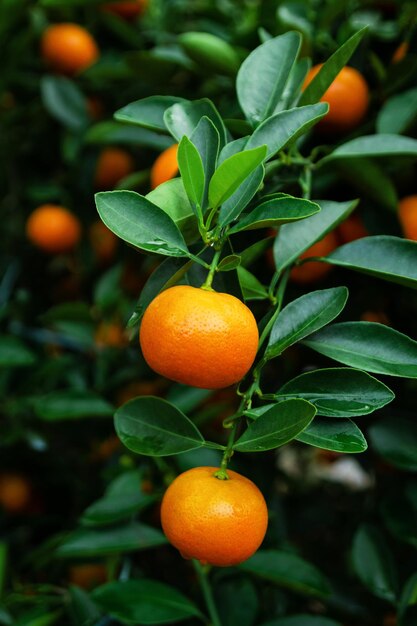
[
  {"left": 377, "top": 87, "right": 417, "bottom": 135},
  {"left": 190, "top": 116, "right": 220, "bottom": 211},
  {"left": 86, "top": 121, "right": 173, "bottom": 150},
  {"left": 277, "top": 368, "right": 394, "bottom": 417},
  {"left": 369, "top": 417, "right": 417, "bottom": 471},
  {"left": 34, "top": 391, "right": 113, "bottom": 421},
  {"left": 296, "top": 418, "right": 368, "bottom": 453},
  {"left": 399, "top": 572, "right": 417, "bottom": 624},
  {"left": 240, "top": 549, "right": 331, "bottom": 597},
  {"left": 234, "top": 399, "right": 316, "bottom": 452},
  {"left": 164, "top": 98, "right": 227, "bottom": 148},
  {"left": 209, "top": 145, "right": 267, "bottom": 210},
  {"left": 68, "top": 586, "right": 102, "bottom": 626},
  {"left": 177, "top": 135, "right": 205, "bottom": 211},
  {"left": 265, "top": 287, "right": 348, "bottom": 360},
  {"left": 217, "top": 254, "right": 241, "bottom": 271},
  {"left": 237, "top": 266, "right": 268, "bottom": 301},
  {"left": 146, "top": 179, "right": 199, "bottom": 244},
  {"left": 92, "top": 579, "right": 202, "bottom": 625},
  {"left": 115, "top": 396, "right": 205, "bottom": 456},
  {"left": 352, "top": 525, "right": 398, "bottom": 602},
  {"left": 95, "top": 190, "right": 188, "bottom": 257},
  {"left": 303, "top": 322, "right": 417, "bottom": 378},
  {"left": 228, "top": 196, "right": 320, "bottom": 233},
  {"left": 0, "top": 335, "right": 36, "bottom": 368},
  {"left": 179, "top": 32, "right": 240, "bottom": 76},
  {"left": 320, "top": 134, "right": 417, "bottom": 166},
  {"left": 41, "top": 75, "right": 89, "bottom": 131},
  {"left": 114, "top": 95, "right": 186, "bottom": 132},
  {"left": 326, "top": 236, "right": 417, "bottom": 289}
]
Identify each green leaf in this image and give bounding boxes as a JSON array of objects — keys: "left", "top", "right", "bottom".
[
  {"left": 299, "top": 28, "right": 368, "bottom": 106},
  {"left": 279, "top": 57, "right": 311, "bottom": 111},
  {"left": 215, "top": 577, "right": 259, "bottom": 626},
  {"left": 240, "top": 549, "right": 331, "bottom": 597},
  {"left": 265, "top": 287, "right": 348, "bottom": 360},
  {"left": 86, "top": 121, "right": 173, "bottom": 150},
  {"left": 33, "top": 391, "right": 113, "bottom": 421},
  {"left": 13, "top": 609, "right": 61, "bottom": 626},
  {"left": 217, "top": 254, "right": 241, "bottom": 271},
  {"left": 190, "top": 116, "right": 220, "bottom": 211},
  {"left": 145, "top": 179, "right": 199, "bottom": 245},
  {"left": 115, "top": 396, "right": 205, "bottom": 456},
  {"left": 352, "top": 525, "right": 398, "bottom": 602},
  {"left": 68, "top": 586, "right": 102, "bottom": 626},
  {"left": 303, "top": 322, "right": 417, "bottom": 378},
  {"left": 369, "top": 417, "right": 417, "bottom": 471},
  {"left": 177, "top": 135, "right": 205, "bottom": 211},
  {"left": 399, "top": 572, "right": 417, "bottom": 624},
  {"left": 320, "top": 134, "right": 417, "bottom": 166},
  {"left": 218, "top": 154, "right": 265, "bottom": 227},
  {"left": 41, "top": 75, "right": 89, "bottom": 131},
  {"left": 0, "top": 543, "right": 6, "bottom": 598},
  {"left": 333, "top": 158, "right": 397, "bottom": 212},
  {"left": 377, "top": 87, "right": 417, "bottom": 135},
  {"left": 208, "top": 145, "right": 267, "bottom": 210},
  {"left": 114, "top": 95, "right": 186, "bottom": 132},
  {"left": 273, "top": 199, "right": 357, "bottom": 272},
  {"left": 236, "top": 31, "right": 302, "bottom": 125},
  {"left": 179, "top": 32, "right": 240, "bottom": 76},
  {"left": 277, "top": 368, "right": 394, "bottom": 417},
  {"left": 164, "top": 98, "right": 227, "bottom": 148},
  {"left": 234, "top": 399, "right": 316, "bottom": 452},
  {"left": 325, "top": 236, "right": 417, "bottom": 289},
  {"left": 246, "top": 104, "right": 328, "bottom": 159},
  {"left": 0, "top": 335, "right": 36, "bottom": 367},
  {"left": 296, "top": 418, "right": 368, "bottom": 453},
  {"left": 260, "top": 616, "right": 341, "bottom": 626},
  {"left": 237, "top": 266, "right": 268, "bottom": 301},
  {"left": 95, "top": 191, "right": 188, "bottom": 257},
  {"left": 382, "top": 485, "right": 417, "bottom": 549},
  {"left": 228, "top": 196, "right": 320, "bottom": 233},
  {"left": 92, "top": 579, "right": 202, "bottom": 625}
]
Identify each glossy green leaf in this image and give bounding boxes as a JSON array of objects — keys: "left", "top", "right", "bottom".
[
  {"left": 236, "top": 31, "right": 302, "bottom": 125},
  {"left": 177, "top": 135, "right": 205, "bottom": 211},
  {"left": 237, "top": 266, "right": 268, "bottom": 301},
  {"left": 146, "top": 179, "right": 199, "bottom": 244},
  {"left": 240, "top": 550, "right": 331, "bottom": 597},
  {"left": 56, "top": 523, "right": 166, "bottom": 558},
  {"left": 277, "top": 368, "right": 394, "bottom": 417},
  {"left": 0, "top": 335, "right": 36, "bottom": 367},
  {"left": 352, "top": 525, "right": 398, "bottom": 602},
  {"left": 114, "top": 95, "right": 186, "bottom": 132},
  {"left": 326, "top": 236, "right": 417, "bottom": 289},
  {"left": 303, "top": 322, "right": 417, "bottom": 378},
  {"left": 246, "top": 103, "right": 328, "bottom": 159},
  {"left": 86, "top": 121, "right": 173, "bottom": 150},
  {"left": 296, "top": 418, "right": 368, "bottom": 453},
  {"left": 218, "top": 164, "right": 265, "bottom": 227},
  {"left": 41, "top": 75, "right": 89, "bottom": 131},
  {"left": 95, "top": 191, "right": 188, "bottom": 257},
  {"left": 377, "top": 87, "right": 417, "bottom": 135},
  {"left": 279, "top": 57, "right": 311, "bottom": 111},
  {"left": 208, "top": 145, "right": 267, "bottom": 210},
  {"left": 68, "top": 586, "right": 102, "bottom": 626},
  {"left": 34, "top": 391, "right": 113, "bottom": 421},
  {"left": 217, "top": 254, "right": 241, "bottom": 271},
  {"left": 234, "top": 399, "right": 316, "bottom": 452},
  {"left": 190, "top": 116, "right": 220, "bottom": 211},
  {"left": 265, "top": 287, "right": 348, "bottom": 360},
  {"left": 115, "top": 396, "right": 205, "bottom": 456},
  {"left": 260, "top": 616, "right": 341, "bottom": 626},
  {"left": 179, "top": 32, "right": 240, "bottom": 76},
  {"left": 369, "top": 417, "right": 417, "bottom": 471},
  {"left": 228, "top": 196, "right": 320, "bottom": 233},
  {"left": 320, "top": 134, "right": 417, "bottom": 166},
  {"left": 164, "top": 98, "right": 227, "bottom": 148},
  {"left": 299, "top": 28, "right": 368, "bottom": 106},
  {"left": 92, "top": 579, "right": 202, "bottom": 625},
  {"left": 273, "top": 199, "right": 356, "bottom": 272}
]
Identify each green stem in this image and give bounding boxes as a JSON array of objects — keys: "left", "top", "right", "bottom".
[
  {"left": 214, "top": 421, "right": 238, "bottom": 480},
  {"left": 258, "top": 267, "right": 290, "bottom": 350},
  {"left": 300, "top": 165, "right": 312, "bottom": 199},
  {"left": 193, "top": 561, "right": 222, "bottom": 626},
  {"left": 201, "top": 248, "right": 222, "bottom": 290}
]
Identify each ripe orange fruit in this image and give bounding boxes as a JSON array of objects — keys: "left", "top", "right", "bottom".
[
  {"left": 398, "top": 195, "right": 417, "bottom": 240},
  {"left": 94, "top": 147, "right": 135, "bottom": 190},
  {"left": 0, "top": 474, "right": 31, "bottom": 514},
  {"left": 150, "top": 144, "right": 178, "bottom": 190},
  {"left": 68, "top": 564, "right": 107, "bottom": 589},
  {"left": 139, "top": 285, "right": 259, "bottom": 389},
  {"left": 41, "top": 23, "right": 99, "bottom": 76},
  {"left": 360, "top": 310, "right": 390, "bottom": 325},
  {"left": 337, "top": 213, "right": 368, "bottom": 244},
  {"left": 103, "top": 0, "right": 147, "bottom": 19},
  {"left": 161, "top": 466, "right": 268, "bottom": 567},
  {"left": 26, "top": 204, "right": 81, "bottom": 254},
  {"left": 290, "top": 231, "right": 338, "bottom": 284},
  {"left": 392, "top": 42, "right": 408, "bottom": 63},
  {"left": 89, "top": 220, "right": 118, "bottom": 263},
  {"left": 95, "top": 321, "right": 128, "bottom": 348},
  {"left": 303, "top": 64, "right": 369, "bottom": 132}
]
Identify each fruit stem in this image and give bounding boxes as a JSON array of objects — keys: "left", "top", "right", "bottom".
[
  {"left": 193, "top": 560, "right": 222, "bottom": 626},
  {"left": 201, "top": 248, "right": 222, "bottom": 291},
  {"left": 257, "top": 267, "right": 290, "bottom": 350},
  {"left": 214, "top": 421, "right": 238, "bottom": 480}
]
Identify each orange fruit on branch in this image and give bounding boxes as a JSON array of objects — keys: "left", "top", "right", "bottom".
[
  {"left": 0, "top": 474, "right": 32, "bottom": 514},
  {"left": 94, "top": 147, "right": 135, "bottom": 190},
  {"left": 26, "top": 204, "right": 81, "bottom": 254},
  {"left": 150, "top": 144, "right": 179, "bottom": 190},
  {"left": 41, "top": 23, "right": 99, "bottom": 76},
  {"left": 303, "top": 64, "right": 369, "bottom": 132},
  {"left": 290, "top": 231, "right": 338, "bottom": 284},
  {"left": 161, "top": 466, "right": 268, "bottom": 567},
  {"left": 337, "top": 213, "right": 368, "bottom": 244},
  {"left": 139, "top": 285, "right": 259, "bottom": 389},
  {"left": 89, "top": 220, "right": 118, "bottom": 263},
  {"left": 103, "top": 0, "right": 148, "bottom": 19},
  {"left": 68, "top": 563, "right": 107, "bottom": 589}
]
